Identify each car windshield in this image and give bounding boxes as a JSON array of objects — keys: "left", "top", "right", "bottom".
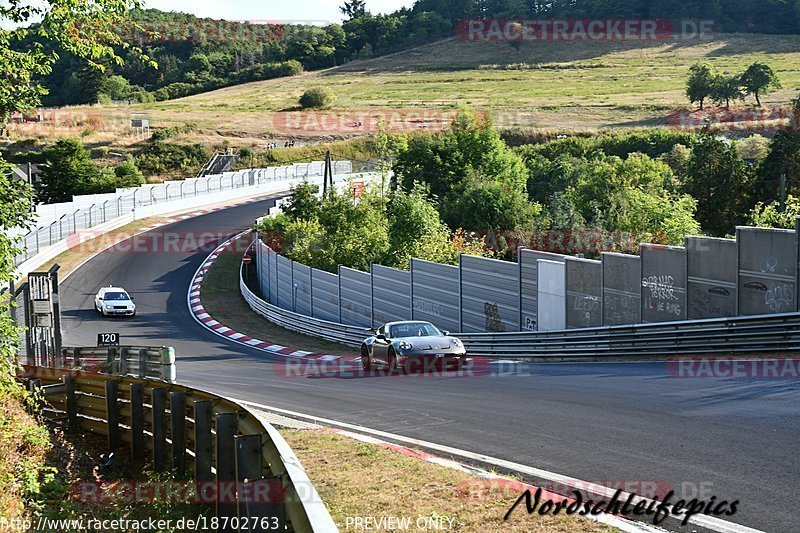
[
  {"left": 104, "top": 292, "right": 129, "bottom": 301},
  {"left": 389, "top": 323, "right": 441, "bottom": 338}
]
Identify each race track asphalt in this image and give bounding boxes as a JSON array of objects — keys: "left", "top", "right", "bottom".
[{"left": 60, "top": 197, "right": 799, "bottom": 532}]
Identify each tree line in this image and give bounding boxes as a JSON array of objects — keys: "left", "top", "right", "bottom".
[
  {"left": 15, "top": 0, "right": 800, "bottom": 107},
  {"left": 686, "top": 61, "right": 782, "bottom": 110}
]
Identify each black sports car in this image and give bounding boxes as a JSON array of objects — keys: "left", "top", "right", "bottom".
[{"left": 361, "top": 321, "right": 467, "bottom": 372}]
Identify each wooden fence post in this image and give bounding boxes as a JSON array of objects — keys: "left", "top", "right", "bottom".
[
  {"left": 151, "top": 388, "right": 167, "bottom": 471},
  {"left": 170, "top": 392, "right": 187, "bottom": 477},
  {"left": 105, "top": 381, "right": 120, "bottom": 450},
  {"left": 64, "top": 375, "right": 77, "bottom": 430},
  {"left": 215, "top": 412, "right": 237, "bottom": 531},
  {"left": 130, "top": 383, "right": 145, "bottom": 460},
  {"left": 194, "top": 401, "right": 213, "bottom": 481}
]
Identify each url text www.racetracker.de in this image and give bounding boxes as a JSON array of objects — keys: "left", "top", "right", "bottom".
[
  {"left": 0, "top": 515, "right": 280, "bottom": 532},
  {"left": 505, "top": 487, "right": 738, "bottom": 526}
]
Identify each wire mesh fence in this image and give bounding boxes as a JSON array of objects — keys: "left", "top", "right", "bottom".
[{"left": 13, "top": 160, "right": 357, "bottom": 267}]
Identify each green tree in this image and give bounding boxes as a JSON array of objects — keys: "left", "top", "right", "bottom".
[
  {"left": 393, "top": 108, "right": 528, "bottom": 215},
  {"left": 757, "top": 95, "right": 800, "bottom": 201},
  {"left": 386, "top": 183, "right": 453, "bottom": 267},
  {"left": 340, "top": 0, "right": 367, "bottom": 19},
  {"left": 443, "top": 176, "right": 541, "bottom": 232},
  {"left": 284, "top": 181, "right": 320, "bottom": 220},
  {"left": 113, "top": 159, "right": 145, "bottom": 188},
  {"left": 101, "top": 74, "right": 133, "bottom": 101},
  {"left": 36, "top": 138, "right": 100, "bottom": 203},
  {"left": 686, "top": 62, "right": 717, "bottom": 111},
  {"left": 749, "top": 196, "right": 800, "bottom": 229},
  {"left": 683, "top": 135, "right": 754, "bottom": 236},
  {"left": 1, "top": 0, "right": 146, "bottom": 436},
  {"left": 1, "top": 0, "right": 152, "bottom": 127},
  {"left": 710, "top": 73, "right": 745, "bottom": 109},
  {"left": 741, "top": 62, "right": 781, "bottom": 107}
]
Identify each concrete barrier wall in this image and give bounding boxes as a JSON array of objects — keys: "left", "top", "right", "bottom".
[
  {"left": 253, "top": 222, "right": 800, "bottom": 334},
  {"left": 371, "top": 264, "right": 411, "bottom": 325},
  {"left": 311, "top": 268, "right": 339, "bottom": 322},
  {"left": 565, "top": 257, "right": 602, "bottom": 329},
  {"left": 737, "top": 227, "right": 797, "bottom": 316},
  {"left": 277, "top": 255, "right": 293, "bottom": 311},
  {"left": 641, "top": 244, "right": 687, "bottom": 323},
  {"left": 339, "top": 267, "right": 372, "bottom": 327},
  {"left": 292, "top": 262, "right": 313, "bottom": 317},
  {"left": 537, "top": 260, "right": 566, "bottom": 331},
  {"left": 602, "top": 253, "right": 641, "bottom": 326},
  {"left": 460, "top": 255, "right": 520, "bottom": 333},
  {"left": 410, "top": 259, "right": 461, "bottom": 334},
  {"left": 686, "top": 236, "right": 737, "bottom": 319}
]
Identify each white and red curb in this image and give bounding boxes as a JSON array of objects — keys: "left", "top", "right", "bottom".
[
  {"left": 187, "top": 232, "right": 361, "bottom": 365},
  {"left": 186, "top": 231, "right": 527, "bottom": 372}
]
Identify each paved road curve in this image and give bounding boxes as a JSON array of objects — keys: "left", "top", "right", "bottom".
[{"left": 60, "top": 198, "right": 798, "bottom": 532}]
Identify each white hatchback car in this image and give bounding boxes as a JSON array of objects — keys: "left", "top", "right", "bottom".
[{"left": 94, "top": 286, "right": 136, "bottom": 317}]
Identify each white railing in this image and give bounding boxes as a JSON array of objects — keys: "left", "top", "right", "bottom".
[{"left": 13, "top": 161, "right": 359, "bottom": 276}]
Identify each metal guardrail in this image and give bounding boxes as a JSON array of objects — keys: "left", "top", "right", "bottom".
[
  {"left": 25, "top": 366, "right": 336, "bottom": 532},
  {"left": 241, "top": 267, "right": 366, "bottom": 348},
  {"left": 241, "top": 260, "right": 800, "bottom": 358},
  {"left": 53, "top": 346, "right": 177, "bottom": 382}
]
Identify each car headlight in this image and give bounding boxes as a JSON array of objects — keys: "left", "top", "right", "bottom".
[
  {"left": 451, "top": 338, "right": 463, "bottom": 347},
  {"left": 398, "top": 341, "right": 413, "bottom": 351},
  {"left": 104, "top": 304, "right": 113, "bottom": 309}
]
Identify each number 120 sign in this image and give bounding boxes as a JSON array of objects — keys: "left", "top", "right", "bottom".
[{"left": 97, "top": 333, "right": 120, "bottom": 347}]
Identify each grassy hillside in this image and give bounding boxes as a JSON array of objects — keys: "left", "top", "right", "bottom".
[{"left": 7, "top": 33, "right": 800, "bottom": 143}]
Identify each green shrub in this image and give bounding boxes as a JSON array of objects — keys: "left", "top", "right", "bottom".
[{"left": 299, "top": 87, "right": 335, "bottom": 109}]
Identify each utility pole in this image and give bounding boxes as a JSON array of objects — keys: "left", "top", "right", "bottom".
[
  {"left": 323, "top": 150, "right": 333, "bottom": 197},
  {"left": 779, "top": 173, "right": 787, "bottom": 212}
]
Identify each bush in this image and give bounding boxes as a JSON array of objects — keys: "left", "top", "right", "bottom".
[
  {"left": 135, "top": 142, "right": 209, "bottom": 178},
  {"left": 299, "top": 87, "right": 335, "bottom": 109}
]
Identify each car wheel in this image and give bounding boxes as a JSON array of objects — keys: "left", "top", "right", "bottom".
[
  {"left": 387, "top": 349, "right": 398, "bottom": 374},
  {"left": 131, "top": 311, "right": 136, "bottom": 318},
  {"left": 361, "top": 346, "right": 371, "bottom": 371},
  {"left": 456, "top": 356, "right": 467, "bottom": 370}
]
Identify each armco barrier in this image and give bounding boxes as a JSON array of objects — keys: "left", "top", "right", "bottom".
[
  {"left": 242, "top": 253, "right": 800, "bottom": 358},
  {"left": 25, "top": 366, "right": 336, "bottom": 532},
  {"left": 52, "top": 345, "right": 177, "bottom": 382}
]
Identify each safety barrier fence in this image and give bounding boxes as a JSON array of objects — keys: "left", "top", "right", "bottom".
[
  {"left": 13, "top": 160, "right": 356, "bottom": 268},
  {"left": 241, "top": 250, "right": 800, "bottom": 358},
  {"left": 251, "top": 219, "right": 800, "bottom": 334},
  {"left": 24, "top": 366, "right": 336, "bottom": 532},
  {"left": 41, "top": 345, "right": 178, "bottom": 382}
]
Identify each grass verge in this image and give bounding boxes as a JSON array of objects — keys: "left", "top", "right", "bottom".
[
  {"left": 282, "top": 429, "right": 618, "bottom": 532},
  {"left": 201, "top": 234, "right": 356, "bottom": 357}
]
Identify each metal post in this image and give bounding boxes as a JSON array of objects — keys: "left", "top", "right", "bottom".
[
  {"left": 50, "top": 265, "right": 62, "bottom": 357},
  {"left": 59, "top": 215, "right": 65, "bottom": 240}
]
